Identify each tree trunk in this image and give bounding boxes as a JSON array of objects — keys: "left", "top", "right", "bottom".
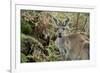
[{"left": 75, "top": 13, "right": 80, "bottom": 31}]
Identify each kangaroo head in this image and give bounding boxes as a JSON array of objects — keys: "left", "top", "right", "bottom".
[{"left": 53, "top": 17, "right": 69, "bottom": 38}]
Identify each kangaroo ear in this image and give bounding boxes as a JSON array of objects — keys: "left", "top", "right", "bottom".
[
  {"left": 63, "top": 18, "right": 69, "bottom": 26},
  {"left": 53, "top": 17, "right": 59, "bottom": 25}
]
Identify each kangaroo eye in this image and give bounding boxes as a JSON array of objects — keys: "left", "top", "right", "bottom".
[{"left": 62, "top": 28, "right": 65, "bottom": 30}]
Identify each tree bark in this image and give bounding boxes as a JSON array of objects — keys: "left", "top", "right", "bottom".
[{"left": 75, "top": 13, "right": 80, "bottom": 31}]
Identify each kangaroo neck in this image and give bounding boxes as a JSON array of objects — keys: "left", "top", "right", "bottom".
[
  {"left": 56, "top": 36, "right": 65, "bottom": 53},
  {"left": 57, "top": 37, "right": 64, "bottom": 44}
]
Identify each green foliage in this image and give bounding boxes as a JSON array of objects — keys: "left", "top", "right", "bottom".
[
  {"left": 21, "top": 53, "right": 28, "bottom": 63},
  {"left": 20, "top": 10, "right": 90, "bottom": 63},
  {"left": 21, "top": 20, "right": 32, "bottom": 35},
  {"left": 21, "top": 33, "right": 44, "bottom": 51}
]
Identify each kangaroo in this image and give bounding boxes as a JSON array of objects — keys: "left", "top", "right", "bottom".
[
  {"left": 53, "top": 17, "right": 89, "bottom": 60},
  {"left": 65, "top": 33, "right": 89, "bottom": 60}
]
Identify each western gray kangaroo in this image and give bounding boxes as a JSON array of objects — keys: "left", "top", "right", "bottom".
[{"left": 53, "top": 17, "right": 89, "bottom": 60}]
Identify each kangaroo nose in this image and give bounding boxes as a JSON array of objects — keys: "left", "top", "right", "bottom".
[{"left": 58, "top": 33, "right": 62, "bottom": 38}]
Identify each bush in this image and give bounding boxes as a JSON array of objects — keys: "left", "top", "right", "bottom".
[
  {"left": 21, "top": 20, "right": 32, "bottom": 35},
  {"left": 21, "top": 53, "right": 28, "bottom": 63}
]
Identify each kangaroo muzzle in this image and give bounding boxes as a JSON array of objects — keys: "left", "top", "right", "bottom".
[{"left": 58, "top": 33, "right": 62, "bottom": 38}]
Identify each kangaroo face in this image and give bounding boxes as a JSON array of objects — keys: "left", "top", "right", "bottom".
[
  {"left": 56, "top": 26, "right": 65, "bottom": 38},
  {"left": 53, "top": 17, "right": 69, "bottom": 38}
]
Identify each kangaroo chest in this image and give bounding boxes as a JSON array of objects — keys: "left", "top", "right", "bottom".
[{"left": 55, "top": 37, "right": 65, "bottom": 50}]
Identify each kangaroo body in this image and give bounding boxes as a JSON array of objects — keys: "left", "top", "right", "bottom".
[
  {"left": 55, "top": 36, "right": 67, "bottom": 58},
  {"left": 53, "top": 17, "right": 89, "bottom": 60},
  {"left": 55, "top": 33, "right": 89, "bottom": 60},
  {"left": 65, "top": 33, "right": 89, "bottom": 60}
]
